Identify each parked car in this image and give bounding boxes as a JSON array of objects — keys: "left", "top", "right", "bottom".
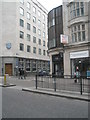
[{"left": 38, "top": 70, "right": 49, "bottom": 76}]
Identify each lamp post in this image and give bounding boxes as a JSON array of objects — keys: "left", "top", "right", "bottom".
[{"left": 79, "top": 60, "right": 82, "bottom": 95}]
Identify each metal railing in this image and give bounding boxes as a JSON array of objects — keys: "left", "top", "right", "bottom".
[{"left": 35, "top": 75, "right": 90, "bottom": 95}]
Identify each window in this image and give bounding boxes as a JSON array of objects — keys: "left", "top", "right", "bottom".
[
  {"left": 20, "top": 0, "right": 24, "bottom": 4},
  {"left": 27, "top": 45, "right": 30, "bottom": 52},
  {"left": 20, "top": 7, "right": 24, "bottom": 16},
  {"left": 43, "top": 50, "right": 45, "bottom": 56},
  {"left": 43, "top": 32, "right": 45, "bottom": 38},
  {"left": 38, "top": 20, "right": 41, "bottom": 26},
  {"left": 20, "top": 19, "right": 24, "bottom": 27},
  {"left": 70, "top": 2, "right": 84, "bottom": 20},
  {"left": 39, "top": 48, "right": 41, "bottom": 55},
  {"left": 20, "top": 43, "right": 24, "bottom": 51},
  {"left": 33, "top": 26, "right": 36, "bottom": 33},
  {"left": 27, "top": 34, "right": 31, "bottom": 41},
  {"left": 82, "top": 31, "right": 85, "bottom": 41},
  {"left": 78, "top": 32, "right": 81, "bottom": 41},
  {"left": 38, "top": 10, "right": 41, "bottom": 17},
  {"left": 20, "top": 31, "right": 24, "bottom": 39},
  {"left": 32, "top": 61, "right": 36, "bottom": 71},
  {"left": 38, "top": 29, "right": 41, "bottom": 36},
  {"left": 27, "top": 2, "right": 30, "bottom": 9},
  {"left": 27, "top": 12, "right": 30, "bottom": 20},
  {"left": 33, "top": 47, "right": 36, "bottom": 54},
  {"left": 33, "top": 36, "right": 36, "bottom": 43},
  {"left": 43, "top": 41, "right": 45, "bottom": 46},
  {"left": 71, "top": 24, "right": 86, "bottom": 43},
  {"left": 33, "top": 6, "right": 36, "bottom": 13},
  {"left": 82, "top": 24, "right": 85, "bottom": 30},
  {"left": 78, "top": 25, "right": 80, "bottom": 30},
  {"left": 27, "top": 23, "right": 30, "bottom": 30},
  {"left": 38, "top": 39, "right": 41, "bottom": 45},
  {"left": 33, "top": 16, "right": 36, "bottom": 23},
  {"left": 26, "top": 60, "right": 31, "bottom": 71},
  {"left": 43, "top": 23, "right": 45, "bottom": 29}
]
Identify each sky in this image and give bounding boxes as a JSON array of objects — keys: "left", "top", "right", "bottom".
[{"left": 38, "top": 0, "right": 62, "bottom": 11}]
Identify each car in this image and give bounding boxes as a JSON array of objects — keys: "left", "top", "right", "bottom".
[{"left": 38, "top": 70, "right": 49, "bottom": 76}]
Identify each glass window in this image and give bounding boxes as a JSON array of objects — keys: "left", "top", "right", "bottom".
[
  {"left": 80, "top": 2, "right": 84, "bottom": 7},
  {"left": 20, "top": 31, "right": 24, "bottom": 39},
  {"left": 33, "top": 47, "right": 36, "bottom": 54},
  {"left": 20, "top": 19, "right": 24, "bottom": 27},
  {"left": 33, "top": 26, "right": 36, "bottom": 33},
  {"left": 78, "top": 25, "right": 80, "bottom": 30},
  {"left": 77, "top": 8, "right": 80, "bottom": 16},
  {"left": 43, "top": 41, "right": 45, "bottom": 46},
  {"left": 76, "top": 2, "right": 79, "bottom": 8},
  {"left": 27, "top": 45, "right": 30, "bottom": 52},
  {"left": 74, "top": 26, "right": 76, "bottom": 31},
  {"left": 33, "top": 36, "right": 36, "bottom": 43},
  {"left": 32, "top": 61, "right": 36, "bottom": 71},
  {"left": 82, "top": 24, "right": 85, "bottom": 30},
  {"left": 20, "top": 7, "right": 24, "bottom": 16},
  {"left": 26, "top": 60, "right": 31, "bottom": 71},
  {"left": 81, "top": 8, "right": 84, "bottom": 16},
  {"left": 38, "top": 20, "right": 41, "bottom": 26},
  {"left": 74, "top": 33, "right": 77, "bottom": 42},
  {"left": 38, "top": 39, "right": 41, "bottom": 45},
  {"left": 39, "top": 48, "right": 41, "bottom": 55},
  {"left": 27, "top": 12, "right": 30, "bottom": 20},
  {"left": 43, "top": 32, "right": 45, "bottom": 38},
  {"left": 72, "top": 34, "right": 74, "bottom": 43},
  {"left": 82, "top": 31, "right": 85, "bottom": 41},
  {"left": 33, "top": 16, "right": 36, "bottom": 23},
  {"left": 33, "top": 6, "right": 36, "bottom": 13},
  {"left": 27, "top": 23, "right": 30, "bottom": 30},
  {"left": 27, "top": 2, "right": 30, "bottom": 9},
  {"left": 52, "top": 18, "right": 55, "bottom": 26},
  {"left": 20, "top": 43, "right": 24, "bottom": 51},
  {"left": 78, "top": 32, "right": 81, "bottom": 41},
  {"left": 43, "top": 50, "right": 45, "bottom": 56},
  {"left": 38, "top": 29, "right": 41, "bottom": 36},
  {"left": 27, "top": 34, "right": 30, "bottom": 41}
]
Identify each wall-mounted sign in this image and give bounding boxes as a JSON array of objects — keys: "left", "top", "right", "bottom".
[
  {"left": 70, "top": 50, "right": 89, "bottom": 59},
  {"left": 60, "top": 34, "right": 68, "bottom": 44},
  {"left": 6, "top": 43, "right": 11, "bottom": 49}
]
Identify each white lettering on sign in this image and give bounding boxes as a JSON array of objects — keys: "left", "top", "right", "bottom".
[{"left": 70, "top": 51, "right": 89, "bottom": 59}]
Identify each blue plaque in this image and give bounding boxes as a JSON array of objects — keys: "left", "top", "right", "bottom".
[{"left": 6, "top": 43, "right": 11, "bottom": 49}]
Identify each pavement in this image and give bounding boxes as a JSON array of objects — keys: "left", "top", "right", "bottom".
[
  {"left": 22, "top": 87, "right": 90, "bottom": 102},
  {"left": 0, "top": 75, "right": 90, "bottom": 102}
]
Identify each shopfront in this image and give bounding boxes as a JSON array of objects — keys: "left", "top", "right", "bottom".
[
  {"left": 52, "top": 53, "right": 64, "bottom": 76},
  {"left": 70, "top": 50, "right": 90, "bottom": 77}
]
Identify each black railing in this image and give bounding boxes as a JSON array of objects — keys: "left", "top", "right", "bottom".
[{"left": 35, "top": 75, "right": 90, "bottom": 95}]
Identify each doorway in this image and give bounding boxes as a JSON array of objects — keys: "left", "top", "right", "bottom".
[{"left": 5, "top": 63, "right": 12, "bottom": 76}]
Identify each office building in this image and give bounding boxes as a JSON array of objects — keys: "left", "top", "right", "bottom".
[{"left": 0, "top": 0, "right": 50, "bottom": 76}]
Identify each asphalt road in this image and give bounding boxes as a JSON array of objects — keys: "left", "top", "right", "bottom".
[{"left": 2, "top": 87, "right": 88, "bottom": 118}]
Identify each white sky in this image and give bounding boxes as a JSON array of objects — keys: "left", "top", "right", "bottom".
[{"left": 37, "top": 0, "right": 62, "bottom": 11}]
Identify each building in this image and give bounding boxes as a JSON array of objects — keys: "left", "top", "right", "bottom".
[
  {"left": 0, "top": 0, "right": 50, "bottom": 76},
  {"left": 48, "top": 5, "right": 64, "bottom": 76},
  {"left": 48, "top": 0, "right": 90, "bottom": 77},
  {"left": 63, "top": 0, "right": 90, "bottom": 76}
]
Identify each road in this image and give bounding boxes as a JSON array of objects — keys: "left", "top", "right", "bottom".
[{"left": 2, "top": 86, "right": 88, "bottom": 118}]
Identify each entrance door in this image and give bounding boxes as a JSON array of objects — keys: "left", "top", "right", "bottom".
[{"left": 5, "top": 64, "right": 12, "bottom": 76}]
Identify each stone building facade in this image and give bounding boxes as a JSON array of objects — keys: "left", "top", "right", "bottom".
[{"left": 0, "top": 0, "right": 50, "bottom": 76}]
